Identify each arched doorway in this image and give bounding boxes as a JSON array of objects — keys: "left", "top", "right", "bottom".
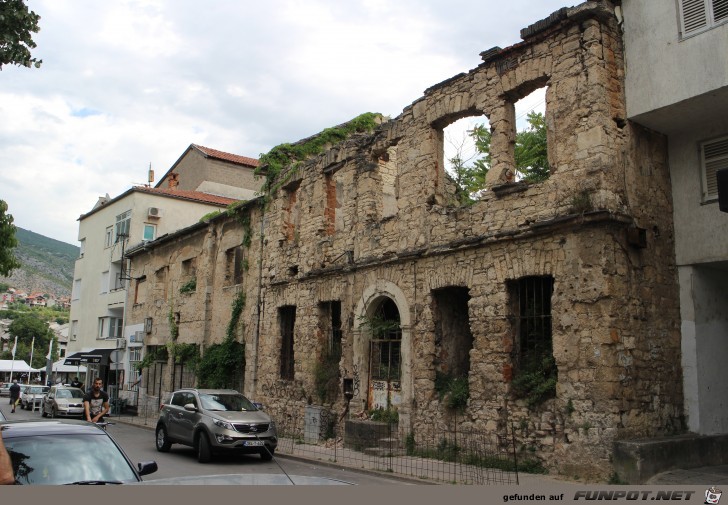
[{"left": 363, "top": 297, "right": 402, "bottom": 411}]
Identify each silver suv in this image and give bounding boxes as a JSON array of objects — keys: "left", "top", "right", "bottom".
[{"left": 155, "top": 388, "right": 277, "bottom": 463}]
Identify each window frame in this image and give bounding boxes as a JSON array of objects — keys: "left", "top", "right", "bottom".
[
  {"left": 104, "top": 227, "right": 113, "bottom": 248},
  {"left": 700, "top": 134, "right": 728, "bottom": 202},
  {"left": 678, "top": 0, "right": 728, "bottom": 39},
  {"left": 115, "top": 210, "right": 131, "bottom": 243},
  {"left": 143, "top": 224, "right": 156, "bottom": 242}
]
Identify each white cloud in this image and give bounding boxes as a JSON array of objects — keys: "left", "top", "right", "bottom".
[{"left": 2, "top": 0, "right": 569, "bottom": 244}]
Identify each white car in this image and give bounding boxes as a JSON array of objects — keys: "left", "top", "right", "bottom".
[
  {"left": 41, "top": 386, "right": 86, "bottom": 418},
  {"left": 20, "top": 385, "right": 50, "bottom": 410}
]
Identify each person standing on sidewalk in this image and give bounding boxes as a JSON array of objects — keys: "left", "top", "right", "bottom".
[{"left": 8, "top": 381, "right": 20, "bottom": 413}]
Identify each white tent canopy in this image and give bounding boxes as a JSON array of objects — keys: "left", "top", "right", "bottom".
[
  {"left": 52, "top": 358, "right": 87, "bottom": 374},
  {"left": 0, "top": 359, "right": 39, "bottom": 373}
]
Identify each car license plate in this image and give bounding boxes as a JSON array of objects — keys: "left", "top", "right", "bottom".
[{"left": 243, "top": 440, "right": 264, "bottom": 446}]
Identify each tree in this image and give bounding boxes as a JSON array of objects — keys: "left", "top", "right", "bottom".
[
  {"left": 5, "top": 313, "right": 55, "bottom": 368},
  {"left": 513, "top": 111, "right": 550, "bottom": 182},
  {"left": 0, "top": 200, "right": 21, "bottom": 276},
  {"left": 458, "top": 111, "right": 550, "bottom": 197},
  {"left": 0, "top": 0, "right": 42, "bottom": 70}
]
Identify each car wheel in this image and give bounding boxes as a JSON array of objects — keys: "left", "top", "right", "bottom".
[
  {"left": 155, "top": 425, "right": 171, "bottom": 452},
  {"left": 197, "top": 432, "right": 212, "bottom": 463},
  {"left": 259, "top": 447, "right": 274, "bottom": 461}
]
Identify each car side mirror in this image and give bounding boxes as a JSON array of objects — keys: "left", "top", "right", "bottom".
[
  {"left": 138, "top": 461, "right": 158, "bottom": 476},
  {"left": 253, "top": 402, "right": 264, "bottom": 410},
  {"left": 183, "top": 403, "right": 197, "bottom": 412}
]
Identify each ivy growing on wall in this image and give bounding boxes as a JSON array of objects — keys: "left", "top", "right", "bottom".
[
  {"left": 257, "top": 112, "right": 383, "bottom": 190},
  {"left": 197, "top": 291, "right": 246, "bottom": 389}
]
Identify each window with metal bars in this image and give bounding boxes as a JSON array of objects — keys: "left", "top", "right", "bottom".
[
  {"left": 509, "top": 276, "right": 557, "bottom": 406},
  {"left": 512, "top": 276, "right": 554, "bottom": 364},
  {"left": 368, "top": 298, "right": 402, "bottom": 381},
  {"left": 279, "top": 306, "right": 296, "bottom": 380}
]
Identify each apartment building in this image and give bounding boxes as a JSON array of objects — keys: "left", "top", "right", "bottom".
[
  {"left": 622, "top": 0, "right": 728, "bottom": 435},
  {"left": 66, "top": 145, "right": 260, "bottom": 392}
]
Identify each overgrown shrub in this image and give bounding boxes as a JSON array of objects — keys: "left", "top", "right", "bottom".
[
  {"left": 435, "top": 371, "right": 469, "bottom": 412},
  {"left": 511, "top": 355, "right": 557, "bottom": 408}
]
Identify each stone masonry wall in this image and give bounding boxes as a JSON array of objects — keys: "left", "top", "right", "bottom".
[{"left": 126, "top": 0, "right": 683, "bottom": 481}]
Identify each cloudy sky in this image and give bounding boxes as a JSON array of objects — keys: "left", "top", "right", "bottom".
[{"left": 1, "top": 0, "right": 569, "bottom": 245}]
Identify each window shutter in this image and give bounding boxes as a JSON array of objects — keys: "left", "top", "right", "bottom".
[
  {"left": 713, "top": 0, "right": 728, "bottom": 22},
  {"left": 681, "top": 0, "right": 708, "bottom": 35},
  {"left": 702, "top": 136, "right": 728, "bottom": 199}
]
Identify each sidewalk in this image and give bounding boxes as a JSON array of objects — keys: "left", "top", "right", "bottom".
[
  {"left": 111, "top": 412, "right": 582, "bottom": 486},
  {"left": 109, "top": 412, "right": 728, "bottom": 486}
]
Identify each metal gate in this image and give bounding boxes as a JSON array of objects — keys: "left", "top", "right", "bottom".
[{"left": 368, "top": 330, "right": 402, "bottom": 410}]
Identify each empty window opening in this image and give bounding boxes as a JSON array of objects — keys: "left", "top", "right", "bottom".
[
  {"left": 509, "top": 276, "right": 556, "bottom": 404},
  {"left": 279, "top": 306, "right": 296, "bottom": 380},
  {"left": 180, "top": 258, "right": 197, "bottom": 293},
  {"left": 431, "top": 287, "right": 473, "bottom": 383},
  {"left": 442, "top": 114, "right": 491, "bottom": 203},
  {"left": 182, "top": 258, "right": 197, "bottom": 278},
  {"left": 225, "top": 246, "right": 244, "bottom": 286},
  {"left": 512, "top": 86, "right": 550, "bottom": 183}
]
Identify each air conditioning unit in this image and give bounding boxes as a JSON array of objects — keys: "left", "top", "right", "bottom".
[
  {"left": 116, "top": 338, "right": 127, "bottom": 349},
  {"left": 148, "top": 207, "right": 163, "bottom": 218}
]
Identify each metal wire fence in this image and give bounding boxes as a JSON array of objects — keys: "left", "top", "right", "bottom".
[{"left": 274, "top": 409, "right": 520, "bottom": 485}]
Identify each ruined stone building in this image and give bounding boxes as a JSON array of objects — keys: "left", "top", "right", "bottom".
[{"left": 124, "top": 1, "right": 687, "bottom": 478}]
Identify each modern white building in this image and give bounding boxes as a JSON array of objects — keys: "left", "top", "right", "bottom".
[
  {"left": 66, "top": 144, "right": 261, "bottom": 396},
  {"left": 622, "top": 0, "right": 728, "bottom": 434}
]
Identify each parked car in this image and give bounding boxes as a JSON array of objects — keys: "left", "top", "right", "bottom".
[
  {"left": 156, "top": 388, "right": 277, "bottom": 463},
  {"left": 41, "top": 385, "right": 85, "bottom": 418},
  {"left": 20, "top": 385, "right": 50, "bottom": 410},
  {"left": 0, "top": 419, "right": 157, "bottom": 485},
  {"left": 0, "top": 382, "right": 11, "bottom": 397},
  {"left": 0, "top": 409, "right": 5, "bottom": 421}
]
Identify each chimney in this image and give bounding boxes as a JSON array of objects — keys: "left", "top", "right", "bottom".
[{"left": 168, "top": 172, "right": 179, "bottom": 189}]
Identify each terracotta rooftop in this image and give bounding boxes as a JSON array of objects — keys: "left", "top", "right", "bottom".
[
  {"left": 133, "top": 186, "right": 238, "bottom": 206},
  {"left": 192, "top": 144, "right": 259, "bottom": 167}
]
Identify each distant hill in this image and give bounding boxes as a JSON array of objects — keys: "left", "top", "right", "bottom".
[{"left": 0, "top": 227, "right": 78, "bottom": 297}]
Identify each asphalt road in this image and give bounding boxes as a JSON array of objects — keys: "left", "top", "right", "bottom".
[{"left": 0, "top": 401, "right": 414, "bottom": 485}]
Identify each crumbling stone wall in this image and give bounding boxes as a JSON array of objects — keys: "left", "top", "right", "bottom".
[
  {"left": 252, "top": 1, "right": 681, "bottom": 479},
  {"left": 126, "top": 0, "right": 682, "bottom": 480}
]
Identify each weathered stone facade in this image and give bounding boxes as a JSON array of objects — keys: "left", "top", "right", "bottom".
[{"left": 126, "top": 1, "right": 683, "bottom": 479}]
